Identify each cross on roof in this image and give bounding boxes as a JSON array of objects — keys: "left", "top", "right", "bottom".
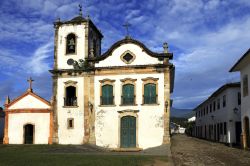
[
  {"left": 123, "top": 22, "right": 131, "bottom": 37},
  {"left": 27, "top": 77, "right": 34, "bottom": 92}
]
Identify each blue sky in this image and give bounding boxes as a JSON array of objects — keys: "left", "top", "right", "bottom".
[{"left": 0, "top": 0, "right": 250, "bottom": 109}]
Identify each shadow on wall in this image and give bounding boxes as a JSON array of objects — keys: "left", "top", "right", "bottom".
[{"left": 0, "top": 107, "right": 5, "bottom": 143}]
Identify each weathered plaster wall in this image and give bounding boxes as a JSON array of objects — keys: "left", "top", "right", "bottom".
[
  {"left": 57, "top": 77, "right": 85, "bottom": 144},
  {"left": 8, "top": 113, "right": 50, "bottom": 144},
  {"left": 95, "top": 73, "right": 165, "bottom": 149}
]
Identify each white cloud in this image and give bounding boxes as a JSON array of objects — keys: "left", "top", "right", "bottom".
[{"left": 26, "top": 41, "right": 53, "bottom": 75}]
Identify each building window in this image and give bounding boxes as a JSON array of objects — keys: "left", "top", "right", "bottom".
[
  {"left": 122, "top": 84, "right": 135, "bottom": 105},
  {"left": 210, "top": 104, "right": 212, "bottom": 113},
  {"left": 217, "top": 98, "right": 220, "bottom": 110},
  {"left": 66, "top": 33, "right": 76, "bottom": 54},
  {"left": 67, "top": 118, "right": 74, "bottom": 129},
  {"left": 101, "top": 85, "right": 114, "bottom": 105},
  {"left": 238, "top": 92, "right": 241, "bottom": 105},
  {"left": 142, "top": 77, "right": 158, "bottom": 105},
  {"left": 120, "top": 50, "right": 136, "bottom": 64},
  {"left": 213, "top": 101, "right": 216, "bottom": 111},
  {"left": 99, "top": 79, "right": 115, "bottom": 106},
  {"left": 220, "top": 123, "right": 223, "bottom": 135},
  {"left": 223, "top": 95, "right": 226, "bottom": 107},
  {"left": 144, "top": 83, "right": 157, "bottom": 104},
  {"left": 206, "top": 106, "right": 208, "bottom": 114},
  {"left": 65, "top": 86, "right": 77, "bottom": 106},
  {"left": 224, "top": 122, "right": 227, "bottom": 135},
  {"left": 243, "top": 75, "right": 249, "bottom": 97}
]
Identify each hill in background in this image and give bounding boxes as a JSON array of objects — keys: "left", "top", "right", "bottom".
[{"left": 170, "top": 107, "right": 194, "bottom": 118}]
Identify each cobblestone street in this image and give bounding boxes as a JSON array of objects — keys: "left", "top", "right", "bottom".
[{"left": 171, "top": 134, "right": 250, "bottom": 166}]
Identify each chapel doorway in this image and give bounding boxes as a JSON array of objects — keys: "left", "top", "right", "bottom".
[
  {"left": 120, "top": 116, "right": 136, "bottom": 148},
  {"left": 244, "top": 117, "right": 250, "bottom": 148},
  {"left": 24, "top": 124, "right": 34, "bottom": 144}
]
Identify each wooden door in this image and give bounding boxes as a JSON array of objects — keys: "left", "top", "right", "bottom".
[
  {"left": 121, "top": 116, "right": 136, "bottom": 148},
  {"left": 235, "top": 121, "right": 242, "bottom": 145}
]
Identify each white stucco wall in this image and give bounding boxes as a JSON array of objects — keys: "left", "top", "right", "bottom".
[
  {"left": 57, "top": 77, "right": 85, "bottom": 144},
  {"left": 57, "top": 24, "right": 86, "bottom": 69},
  {"left": 95, "top": 73, "right": 165, "bottom": 149},
  {"left": 195, "top": 87, "right": 241, "bottom": 144},
  {"left": 95, "top": 43, "right": 163, "bottom": 67},
  {"left": 8, "top": 113, "right": 50, "bottom": 144},
  {"left": 8, "top": 94, "right": 50, "bottom": 109},
  {"left": 241, "top": 64, "right": 250, "bottom": 123}
]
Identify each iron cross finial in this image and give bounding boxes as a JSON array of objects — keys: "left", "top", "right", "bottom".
[
  {"left": 79, "top": 4, "right": 83, "bottom": 16},
  {"left": 123, "top": 22, "right": 131, "bottom": 38},
  {"left": 27, "top": 77, "right": 34, "bottom": 92}
]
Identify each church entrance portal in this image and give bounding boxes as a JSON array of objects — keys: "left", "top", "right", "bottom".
[
  {"left": 121, "top": 116, "right": 136, "bottom": 148},
  {"left": 24, "top": 124, "right": 34, "bottom": 144}
]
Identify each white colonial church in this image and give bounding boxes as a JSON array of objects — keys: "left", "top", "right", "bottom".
[{"left": 3, "top": 12, "right": 174, "bottom": 150}]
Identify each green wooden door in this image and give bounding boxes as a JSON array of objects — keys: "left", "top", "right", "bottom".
[
  {"left": 24, "top": 124, "right": 34, "bottom": 144},
  {"left": 121, "top": 116, "right": 136, "bottom": 148}
]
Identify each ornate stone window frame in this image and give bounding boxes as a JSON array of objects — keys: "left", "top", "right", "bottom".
[
  {"left": 65, "top": 33, "right": 78, "bottom": 56},
  {"left": 99, "top": 79, "right": 116, "bottom": 106},
  {"left": 120, "top": 78, "right": 137, "bottom": 106},
  {"left": 120, "top": 50, "right": 136, "bottom": 64},
  {"left": 64, "top": 80, "right": 78, "bottom": 108},
  {"left": 141, "top": 77, "right": 159, "bottom": 105},
  {"left": 117, "top": 110, "right": 139, "bottom": 149}
]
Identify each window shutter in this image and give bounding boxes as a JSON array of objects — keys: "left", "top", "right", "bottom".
[
  {"left": 124, "top": 84, "right": 134, "bottom": 104},
  {"left": 102, "top": 85, "right": 113, "bottom": 105}
]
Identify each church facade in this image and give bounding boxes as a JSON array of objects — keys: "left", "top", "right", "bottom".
[{"left": 4, "top": 13, "right": 175, "bottom": 150}]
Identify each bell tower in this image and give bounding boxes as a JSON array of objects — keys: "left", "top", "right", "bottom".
[
  {"left": 53, "top": 7, "right": 103, "bottom": 70},
  {"left": 51, "top": 6, "right": 103, "bottom": 144}
]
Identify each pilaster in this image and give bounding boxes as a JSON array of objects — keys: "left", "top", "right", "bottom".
[{"left": 163, "top": 68, "right": 171, "bottom": 144}]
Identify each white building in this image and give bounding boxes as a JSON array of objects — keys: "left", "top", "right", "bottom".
[
  {"left": 188, "top": 116, "right": 196, "bottom": 122},
  {"left": 4, "top": 12, "right": 175, "bottom": 150},
  {"left": 194, "top": 83, "right": 241, "bottom": 145},
  {"left": 3, "top": 88, "right": 52, "bottom": 144},
  {"left": 230, "top": 48, "right": 250, "bottom": 149}
]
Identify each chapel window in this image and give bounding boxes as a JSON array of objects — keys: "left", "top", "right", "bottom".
[
  {"left": 122, "top": 84, "right": 135, "bottom": 105},
  {"left": 66, "top": 33, "right": 76, "bottom": 54},
  {"left": 65, "top": 86, "right": 77, "bottom": 106},
  {"left": 67, "top": 118, "right": 74, "bottom": 129},
  {"left": 144, "top": 83, "right": 157, "bottom": 104},
  {"left": 120, "top": 51, "right": 136, "bottom": 64},
  {"left": 101, "top": 84, "right": 114, "bottom": 105}
]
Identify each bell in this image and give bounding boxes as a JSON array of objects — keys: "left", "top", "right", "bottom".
[{"left": 68, "top": 38, "right": 75, "bottom": 50}]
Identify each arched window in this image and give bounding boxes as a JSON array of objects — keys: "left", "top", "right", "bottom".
[
  {"left": 66, "top": 33, "right": 76, "bottom": 54},
  {"left": 122, "top": 84, "right": 135, "bottom": 105},
  {"left": 101, "top": 84, "right": 113, "bottom": 105},
  {"left": 144, "top": 83, "right": 157, "bottom": 104},
  {"left": 65, "top": 86, "right": 77, "bottom": 106}
]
